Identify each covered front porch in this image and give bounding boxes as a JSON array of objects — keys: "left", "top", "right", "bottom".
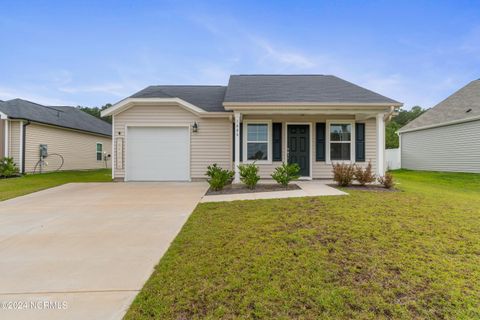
[{"left": 229, "top": 106, "right": 395, "bottom": 182}]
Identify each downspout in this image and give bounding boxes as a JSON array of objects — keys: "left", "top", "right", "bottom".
[{"left": 22, "top": 121, "right": 30, "bottom": 174}]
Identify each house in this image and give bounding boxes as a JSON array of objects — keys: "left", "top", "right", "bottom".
[
  {"left": 398, "top": 79, "right": 480, "bottom": 173},
  {"left": 0, "top": 99, "right": 112, "bottom": 173},
  {"left": 101, "top": 75, "right": 402, "bottom": 182}
]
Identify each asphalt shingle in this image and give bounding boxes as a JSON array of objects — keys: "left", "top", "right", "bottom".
[
  {"left": 224, "top": 75, "right": 401, "bottom": 104},
  {"left": 400, "top": 79, "right": 480, "bottom": 131},
  {"left": 130, "top": 85, "right": 227, "bottom": 112},
  {"left": 0, "top": 99, "right": 112, "bottom": 136}
]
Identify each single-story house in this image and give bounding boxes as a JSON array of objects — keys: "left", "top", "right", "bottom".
[
  {"left": 398, "top": 79, "right": 480, "bottom": 173},
  {"left": 101, "top": 75, "right": 402, "bottom": 182},
  {"left": 0, "top": 99, "right": 112, "bottom": 173}
]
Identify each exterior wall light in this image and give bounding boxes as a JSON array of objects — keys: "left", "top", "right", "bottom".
[{"left": 192, "top": 122, "right": 198, "bottom": 132}]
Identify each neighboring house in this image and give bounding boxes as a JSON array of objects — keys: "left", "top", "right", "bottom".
[
  {"left": 101, "top": 75, "right": 402, "bottom": 182},
  {"left": 398, "top": 79, "right": 480, "bottom": 173},
  {"left": 0, "top": 99, "right": 112, "bottom": 173}
]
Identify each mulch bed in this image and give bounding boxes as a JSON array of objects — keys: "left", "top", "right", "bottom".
[
  {"left": 328, "top": 184, "right": 400, "bottom": 192},
  {"left": 206, "top": 183, "right": 301, "bottom": 195}
]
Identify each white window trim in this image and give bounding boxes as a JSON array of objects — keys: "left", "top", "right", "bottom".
[
  {"left": 96, "top": 142, "right": 103, "bottom": 161},
  {"left": 242, "top": 120, "right": 272, "bottom": 164},
  {"left": 326, "top": 120, "right": 356, "bottom": 164}
]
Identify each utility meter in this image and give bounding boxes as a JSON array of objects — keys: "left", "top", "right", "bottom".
[{"left": 39, "top": 144, "right": 48, "bottom": 158}]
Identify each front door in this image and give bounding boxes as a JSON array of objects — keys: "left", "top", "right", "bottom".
[{"left": 287, "top": 125, "right": 310, "bottom": 177}]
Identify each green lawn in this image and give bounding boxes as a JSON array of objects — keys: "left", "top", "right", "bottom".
[
  {"left": 0, "top": 169, "right": 111, "bottom": 201},
  {"left": 126, "top": 170, "right": 480, "bottom": 319}
]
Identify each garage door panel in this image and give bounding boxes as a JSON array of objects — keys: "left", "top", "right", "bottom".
[{"left": 126, "top": 127, "right": 189, "bottom": 181}]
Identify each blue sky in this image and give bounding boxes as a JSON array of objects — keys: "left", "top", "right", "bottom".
[{"left": 1, "top": 1, "right": 479, "bottom": 109}]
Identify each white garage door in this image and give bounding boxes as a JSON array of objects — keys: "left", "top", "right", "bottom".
[{"left": 126, "top": 126, "right": 190, "bottom": 181}]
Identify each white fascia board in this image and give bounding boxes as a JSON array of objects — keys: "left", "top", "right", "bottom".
[
  {"left": 101, "top": 98, "right": 231, "bottom": 118},
  {"left": 397, "top": 115, "right": 480, "bottom": 134},
  {"left": 223, "top": 102, "right": 403, "bottom": 108},
  {"left": 0, "top": 111, "right": 8, "bottom": 119}
]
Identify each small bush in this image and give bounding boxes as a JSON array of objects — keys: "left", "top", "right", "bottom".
[
  {"left": 332, "top": 163, "right": 355, "bottom": 187},
  {"left": 354, "top": 161, "right": 376, "bottom": 186},
  {"left": 378, "top": 172, "right": 395, "bottom": 189},
  {"left": 238, "top": 163, "right": 260, "bottom": 189},
  {"left": 205, "top": 164, "right": 234, "bottom": 191},
  {"left": 271, "top": 162, "right": 300, "bottom": 188},
  {"left": 0, "top": 157, "right": 20, "bottom": 178}
]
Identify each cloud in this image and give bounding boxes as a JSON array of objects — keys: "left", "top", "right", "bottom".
[
  {"left": 59, "top": 83, "right": 129, "bottom": 97},
  {"left": 251, "top": 37, "right": 317, "bottom": 69},
  {"left": 0, "top": 86, "right": 76, "bottom": 106}
]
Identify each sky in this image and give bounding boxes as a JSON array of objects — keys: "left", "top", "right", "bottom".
[{"left": 0, "top": 0, "right": 479, "bottom": 109}]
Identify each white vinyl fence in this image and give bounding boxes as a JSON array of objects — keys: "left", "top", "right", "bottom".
[{"left": 385, "top": 148, "right": 401, "bottom": 170}]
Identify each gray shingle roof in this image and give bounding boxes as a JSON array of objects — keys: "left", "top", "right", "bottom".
[
  {"left": 400, "top": 79, "right": 480, "bottom": 132},
  {"left": 0, "top": 99, "right": 111, "bottom": 136},
  {"left": 224, "top": 75, "right": 401, "bottom": 104},
  {"left": 130, "top": 85, "right": 227, "bottom": 112}
]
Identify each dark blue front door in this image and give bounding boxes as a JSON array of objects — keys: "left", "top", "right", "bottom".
[{"left": 287, "top": 125, "right": 310, "bottom": 176}]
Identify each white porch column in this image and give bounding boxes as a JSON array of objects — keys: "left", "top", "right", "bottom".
[
  {"left": 4, "top": 119, "right": 9, "bottom": 157},
  {"left": 376, "top": 113, "right": 385, "bottom": 176},
  {"left": 233, "top": 112, "right": 241, "bottom": 183}
]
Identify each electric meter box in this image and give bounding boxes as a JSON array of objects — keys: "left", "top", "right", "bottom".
[{"left": 39, "top": 144, "right": 48, "bottom": 158}]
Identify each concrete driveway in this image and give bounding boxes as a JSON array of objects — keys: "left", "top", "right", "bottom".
[{"left": 0, "top": 182, "right": 208, "bottom": 320}]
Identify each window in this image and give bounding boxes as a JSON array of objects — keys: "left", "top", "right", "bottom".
[
  {"left": 329, "top": 123, "right": 352, "bottom": 161},
  {"left": 246, "top": 123, "right": 269, "bottom": 161},
  {"left": 96, "top": 143, "right": 103, "bottom": 161}
]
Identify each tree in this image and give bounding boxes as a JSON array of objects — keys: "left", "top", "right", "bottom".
[
  {"left": 385, "top": 105, "right": 427, "bottom": 149},
  {"left": 77, "top": 103, "right": 112, "bottom": 123}
]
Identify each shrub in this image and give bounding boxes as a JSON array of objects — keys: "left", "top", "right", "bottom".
[
  {"left": 238, "top": 163, "right": 260, "bottom": 189},
  {"left": 378, "top": 172, "right": 395, "bottom": 189},
  {"left": 332, "top": 163, "right": 355, "bottom": 187},
  {"left": 271, "top": 162, "right": 300, "bottom": 188},
  {"left": 0, "top": 157, "right": 20, "bottom": 178},
  {"left": 354, "top": 161, "right": 376, "bottom": 186},
  {"left": 205, "top": 164, "right": 234, "bottom": 191}
]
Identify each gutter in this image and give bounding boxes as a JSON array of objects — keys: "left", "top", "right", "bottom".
[
  {"left": 21, "top": 121, "right": 30, "bottom": 174},
  {"left": 8, "top": 117, "right": 111, "bottom": 138},
  {"left": 397, "top": 114, "right": 480, "bottom": 134}
]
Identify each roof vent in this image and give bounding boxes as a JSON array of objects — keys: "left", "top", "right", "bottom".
[{"left": 466, "top": 108, "right": 472, "bottom": 113}]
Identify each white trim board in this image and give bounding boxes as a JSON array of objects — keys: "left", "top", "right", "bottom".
[
  {"left": 398, "top": 114, "right": 480, "bottom": 134},
  {"left": 102, "top": 98, "right": 232, "bottom": 118}
]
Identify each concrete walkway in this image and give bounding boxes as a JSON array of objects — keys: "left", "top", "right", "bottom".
[
  {"left": 0, "top": 182, "right": 208, "bottom": 320},
  {"left": 201, "top": 180, "right": 346, "bottom": 203}
]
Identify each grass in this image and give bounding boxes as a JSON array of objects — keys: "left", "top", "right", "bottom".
[
  {"left": 126, "top": 170, "right": 480, "bottom": 319},
  {"left": 0, "top": 169, "right": 111, "bottom": 201}
]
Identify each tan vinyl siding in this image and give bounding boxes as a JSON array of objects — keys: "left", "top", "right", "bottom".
[
  {"left": 24, "top": 123, "right": 112, "bottom": 173},
  {"left": 242, "top": 115, "right": 377, "bottom": 179},
  {"left": 113, "top": 105, "right": 232, "bottom": 179},
  {"left": 401, "top": 120, "right": 480, "bottom": 173},
  {"left": 8, "top": 121, "right": 21, "bottom": 166},
  {"left": 0, "top": 119, "right": 4, "bottom": 157}
]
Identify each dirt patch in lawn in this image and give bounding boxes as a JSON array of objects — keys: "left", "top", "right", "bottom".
[
  {"left": 328, "top": 184, "right": 400, "bottom": 192},
  {"left": 206, "top": 183, "right": 301, "bottom": 195}
]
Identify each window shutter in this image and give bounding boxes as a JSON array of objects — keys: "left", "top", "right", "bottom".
[
  {"left": 316, "top": 123, "right": 326, "bottom": 161},
  {"left": 232, "top": 122, "right": 243, "bottom": 161},
  {"left": 355, "top": 123, "right": 365, "bottom": 162},
  {"left": 272, "top": 123, "right": 282, "bottom": 161}
]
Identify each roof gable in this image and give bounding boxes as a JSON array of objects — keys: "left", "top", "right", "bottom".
[
  {"left": 0, "top": 99, "right": 112, "bottom": 136},
  {"left": 400, "top": 79, "right": 480, "bottom": 132}
]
